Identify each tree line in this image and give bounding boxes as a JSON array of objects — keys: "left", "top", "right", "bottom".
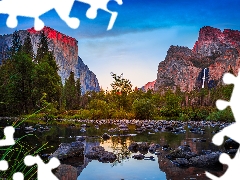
[
  {"left": 0, "top": 31, "right": 81, "bottom": 116},
  {"left": 0, "top": 31, "right": 234, "bottom": 122},
  {"left": 58, "top": 72, "right": 234, "bottom": 122}
]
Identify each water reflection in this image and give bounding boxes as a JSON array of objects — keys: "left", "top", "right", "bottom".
[
  {"left": 0, "top": 120, "right": 227, "bottom": 180},
  {"left": 76, "top": 129, "right": 225, "bottom": 180}
]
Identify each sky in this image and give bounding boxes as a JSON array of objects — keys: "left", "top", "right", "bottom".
[{"left": 1, "top": 0, "right": 240, "bottom": 90}]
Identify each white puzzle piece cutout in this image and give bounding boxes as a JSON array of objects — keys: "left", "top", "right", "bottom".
[
  {"left": 24, "top": 155, "right": 60, "bottom": 180},
  {"left": 0, "top": 126, "right": 15, "bottom": 146},
  {"left": 206, "top": 70, "right": 240, "bottom": 179},
  {"left": 206, "top": 151, "right": 240, "bottom": 179},
  {"left": 0, "top": 160, "right": 8, "bottom": 171},
  {"left": 77, "top": 0, "right": 123, "bottom": 30},
  {"left": 0, "top": 126, "right": 15, "bottom": 173},
  {"left": 0, "top": 0, "right": 123, "bottom": 31},
  {"left": 13, "top": 172, "right": 24, "bottom": 180}
]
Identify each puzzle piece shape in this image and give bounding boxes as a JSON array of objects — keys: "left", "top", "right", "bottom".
[
  {"left": 0, "top": 126, "right": 15, "bottom": 146},
  {"left": 0, "top": 0, "right": 79, "bottom": 30},
  {"left": 24, "top": 155, "right": 60, "bottom": 180},
  {"left": 206, "top": 151, "right": 240, "bottom": 179},
  {"left": 0, "top": 160, "right": 8, "bottom": 171},
  {"left": 0, "top": 0, "right": 122, "bottom": 31},
  {"left": 13, "top": 172, "right": 24, "bottom": 180},
  {"left": 77, "top": 0, "right": 123, "bottom": 30},
  {"left": 206, "top": 70, "right": 240, "bottom": 179},
  {"left": 211, "top": 71, "right": 240, "bottom": 146}
]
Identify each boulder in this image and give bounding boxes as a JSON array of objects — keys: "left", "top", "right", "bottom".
[
  {"left": 85, "top": 146, "right": 117, "bottom": 163},
  {"left": 172, "top": 158, "right": 189, "bottom": 167},
  {"left": 76, "top": 136, "right": 85, "bottom": 142},
  {"left": 132, "top": 154, "right": 145, "bottom": 160},
  {"left": 129, "top": 142, "right": 161, "bottom": 154},
  {"left": 55, "top": 164, "right": 78, "bottom": 180},
  {"left": 166, "top": 148, "right": 222, "bottom": 169},
  {"left": 128, "top": 142, "right": 139, "bottom": 153},
  {"left": 177, "top": 145, "right": 191, "bottom": 152},
  {"left": 138, "top": 142, "right": 150, "bottom": 154},
  {"left": 102, "top": 133, "right": 111, "bottom": 140},
  {"left": 49, "top": 141, "right": 84, "bottom": 160},
  {"left": 165, "top": 126, "right": 173, "bottom": 131},
  {"left": 224, "top": 139, "right": 239, "bottom": 150},
  {"left": 149, "top": 143, "right": 160, "bottom": 153},
  {"left": 144, "top": 156, "right": 155, "bottom": 161},
  {"left": 166, "top": 145, "right": 196, "bottom": 160},
  {"left": 189, "top": 152, "right": 221, "bottom": 168},
  {"left": 162, "top": 144, "right": 171, "bottom": 151}
]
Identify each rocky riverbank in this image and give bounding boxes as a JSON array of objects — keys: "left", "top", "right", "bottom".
[{"left": 42, "top": 119, "right": 234, "bottom": 180}]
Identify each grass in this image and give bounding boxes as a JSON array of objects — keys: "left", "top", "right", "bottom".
[{"left": 0, "top": 106, "right": 56, "bottom": 179}]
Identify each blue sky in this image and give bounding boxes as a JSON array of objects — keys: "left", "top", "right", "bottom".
[{"left": 1, "top": 0, "right": 240, "bottom": 90}]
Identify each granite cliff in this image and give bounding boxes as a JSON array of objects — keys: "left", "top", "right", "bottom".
[
  {"left": 141, "top": 80, "right": 156, "bottom": 92},
  {"left": 0, "top": 27, "right": 100, "bottom": 94},
  {"left": 154, "top": 26, "right": 240, "bottom": 92}
]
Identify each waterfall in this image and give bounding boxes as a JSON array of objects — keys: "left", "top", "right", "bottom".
[{"left": 202, "top": 68, "right": 207, "bottom": 88}]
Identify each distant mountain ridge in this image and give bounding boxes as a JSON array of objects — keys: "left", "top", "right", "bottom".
[
  {"left": 154, "top": 26, "right": 240, "bottom": 92},
  {"left": 141, "top": 80, "right": 156, "bottom": 92},
  {"left": 0, "top": 26, "right": 100, "bottom": 94}
]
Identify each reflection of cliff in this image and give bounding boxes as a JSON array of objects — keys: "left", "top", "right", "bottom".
[
  {"left": 78, "top": 141, "right": 100, "bottom": 175},
  {"left": 157, "top": 149, "right": 226, "bottom": 180},
  {"left": 60, "top": 140, "right": 100, "bottom": 177},
  {"left": 182, "top": 130, "right": 220, "bottom": 154},
  {"left": 157, "top": 129, "right": 227, "bottom": 180}
]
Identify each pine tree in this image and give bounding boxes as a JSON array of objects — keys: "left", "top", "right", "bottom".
[
  {"left": 0, "top": 51, "right": 35, "bottom": 115},
  {"left": 75, "top": 78, "right": 82, "bottom": 109},
  {"left": 32, "top": 31, "right": 62, "bottom": 110},
  {"left": 0, "top": 30, "right": 62, "bottom": 115},
  {"left": 35, "top": 31, "right": 49, "bottom": 63},
  {"left": 64, "top": 71, "right": 77, "bottom": 110},
  {"left": 10, "top": 31, "right": 22, "bottom": 57},
  {"left": 12, "top": 52, "right": 35, "bottom": 114},
  {"left": 32, "top": 58, "right": 62, "bottom": 109},
  {"left": 22, "top": 32, "right": 34, "bottom": 59}
]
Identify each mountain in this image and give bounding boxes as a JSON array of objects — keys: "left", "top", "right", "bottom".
[
  {"left": 141, "top": 80, "right": 156, "bottom": 92},
  {"left": 154, "top": 26, "right": 240, "bottom": 92},
  {"left": 0, "top": 26, "right": 100, "bottom": 94}
]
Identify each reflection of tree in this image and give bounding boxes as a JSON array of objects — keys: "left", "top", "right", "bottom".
[{"left": 110, "top": 137, "right": 131, "bottom": 166}]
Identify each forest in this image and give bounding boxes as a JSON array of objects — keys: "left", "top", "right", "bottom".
[{"left": 0, "top": 31, "right": 234, "bottom": 122}]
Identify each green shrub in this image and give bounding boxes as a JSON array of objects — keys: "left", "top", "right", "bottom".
[
  {"left": 207, "top": 107, "right": 234, "bottom": 122},
  {"left": 79, "top": 109, "right": 92, "bottom": 119},
  {"left": 179, "top": 106, "right": 213, "bottom": 121},
  {"left": 111, "top": 109, "right": 128, "bottom": 119},
  {"left": 90, "top": 109, "right": 104, "bottom": 120},
  {"left": 159, "top": 106, "right": 181, "bottom": 119},
  {"left": 178, "top": 113, "right": 190, "bottom": 121},
  {"left": 132, "top": 98, "right": 155, "bottom": 120}
]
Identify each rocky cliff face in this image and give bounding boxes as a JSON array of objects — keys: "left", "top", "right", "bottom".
[
  {"left": 155, "top": 45, "right": 202, "bottom": 92},
  {"left": 193, "top": 26, "right": 240, "bottom": 56},
  {"left": 141, "top": 80, "right": 156, "bottom": 91},
  {"left": 0, "top": 27, "right": 100, "bottom": 94},
  {"left": 155, "top": 26, "right": 240, "bottom": 92}
]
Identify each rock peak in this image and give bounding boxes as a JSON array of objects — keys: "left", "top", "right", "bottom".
[
  {"left": 27, "top": 26, "right": 78, "bottom": 47},
  {"left": 193, "top": 26, "right": 240, "bottom": 56},
  {"left": 0, "top": 27, "right": 100, "bottom": 94},
  {"left": 166, "top": 45, "right": 193, "bottom": 60},
  {"left": 155, "top": 26, "right": 240, "bottom": 93}
]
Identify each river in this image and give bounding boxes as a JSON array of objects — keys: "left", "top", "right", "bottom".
[{"left": 0, "top": 119, "right": 229, "bottom": 180}]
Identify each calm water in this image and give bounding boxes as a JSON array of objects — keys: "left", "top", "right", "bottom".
[{"left": 0, "top": 120, "right": 227, "bottom": 180}]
